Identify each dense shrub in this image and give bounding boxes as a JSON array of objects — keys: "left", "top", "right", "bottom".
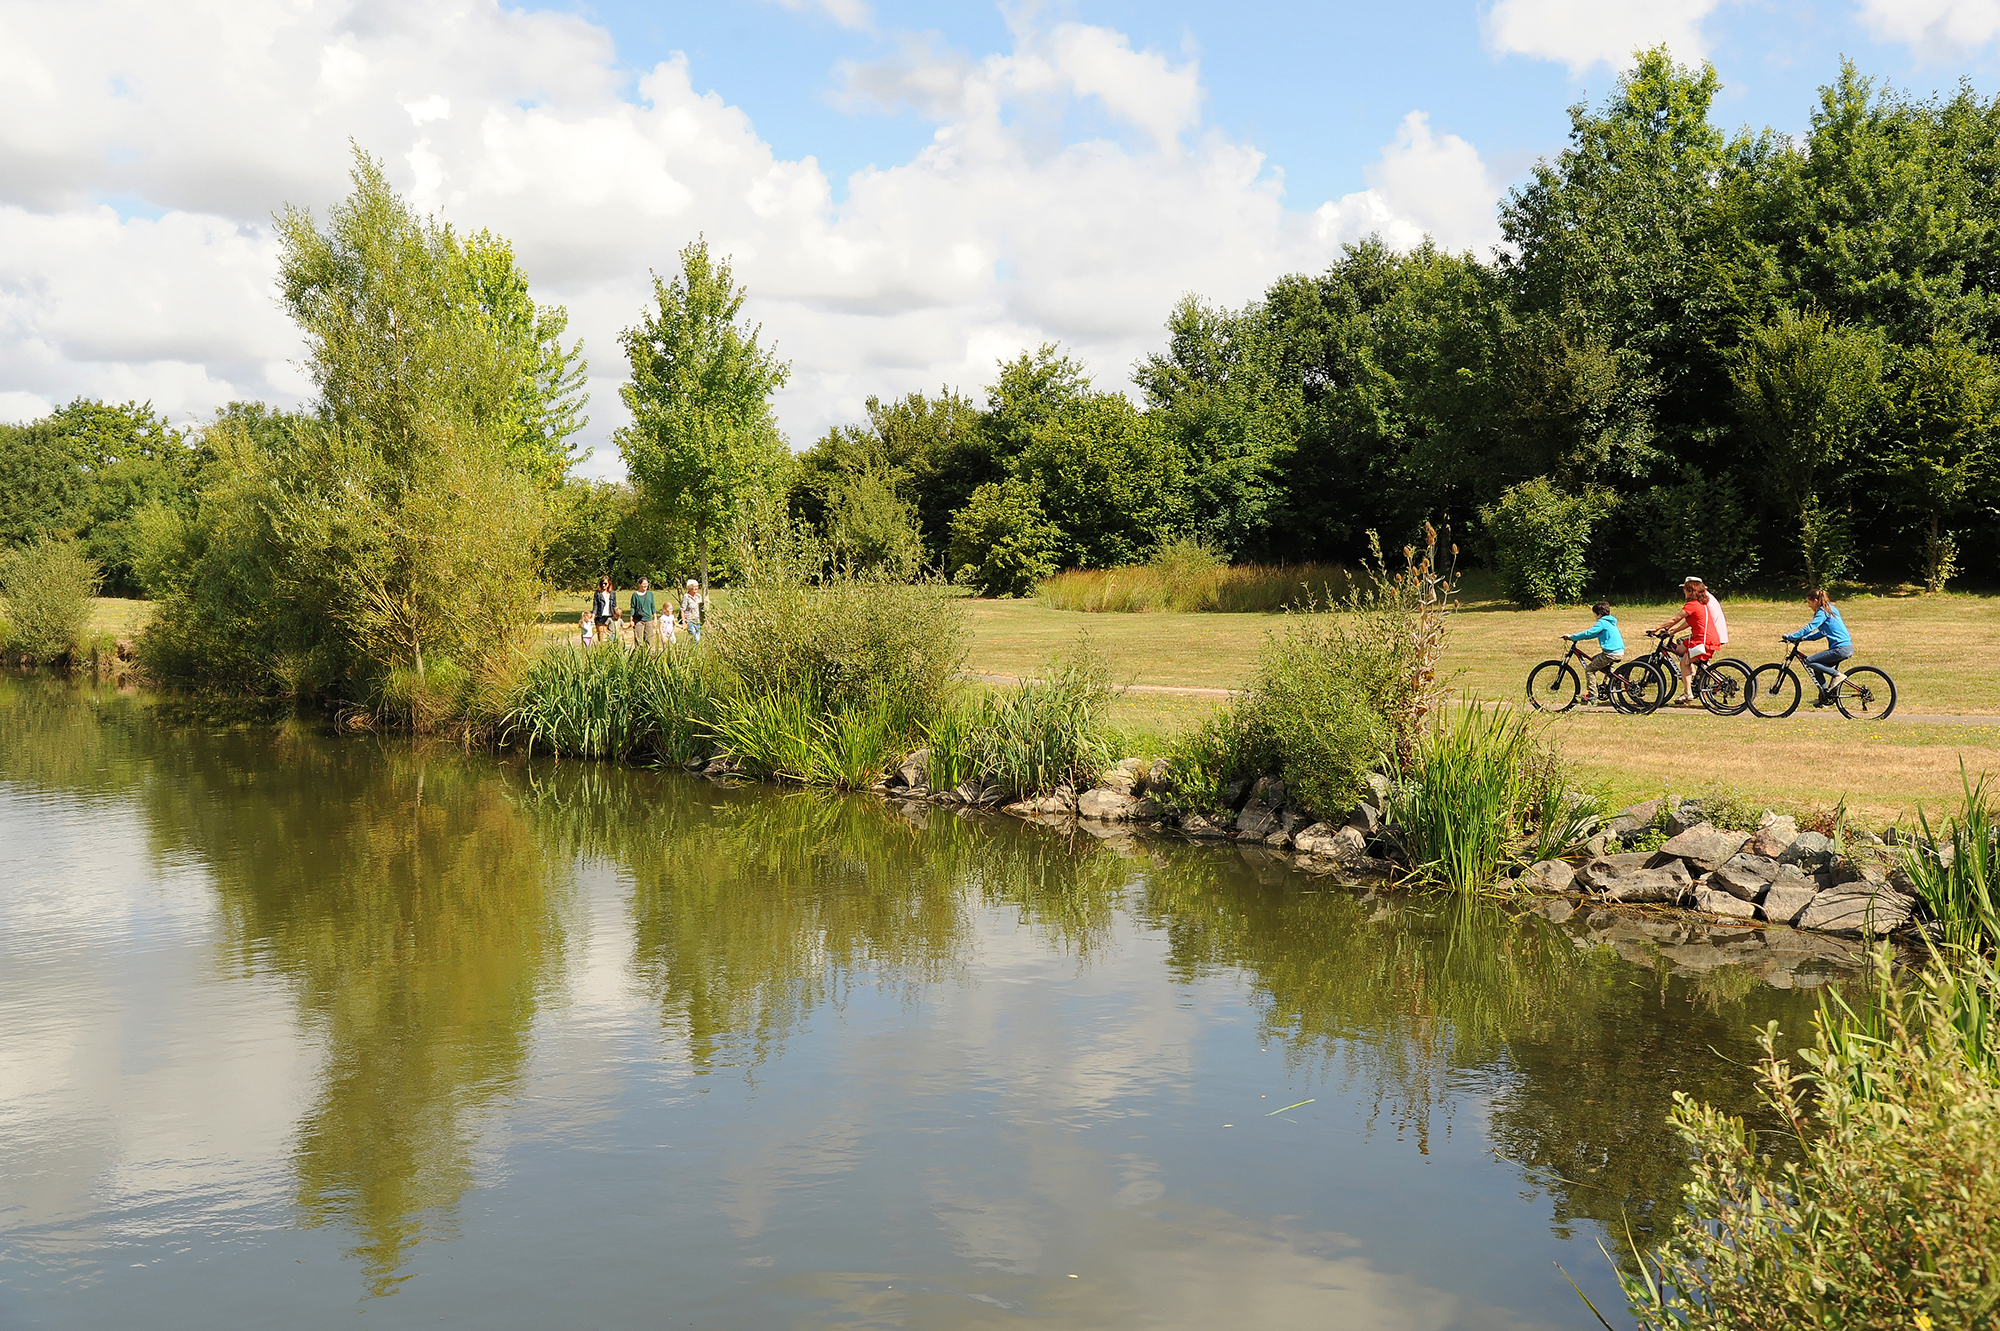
[
  {"left": 1620, "top": 953, "right": 2000, "bottom": 1330},
  {"left": 708, "top": 577, "right": 967, "bottom": 718},
  {"left": 949, "top": 478, "right": 1059, "bottom": 597},
  {"left": 1480, "top": 477, "right": 1607, "bottom": 609},
  {"left": 503, "top": 641, "right": 719, "bottom": 761},
  {"left": 0, "top": 537, "right": 101, "bottom": 662}
]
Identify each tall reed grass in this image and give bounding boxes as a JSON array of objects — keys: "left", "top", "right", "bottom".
[
  {"left": 1901, "top": 770, "right": 2000, "bottom": 956},
  {"left": 926, "top": 640, "right": 1118, "bottom": 797},
  {"left": 707, "top": 684, "right": 923, "bottom": 790},
  {"left": 1037, "top": 539, "right": 1351, "bottom": 614},
  {"left": 1386, "top": 703, "right": 1602, "bottom": 892},
  {"left": 502, "top": 643, "right": 716, "bottom": 761}
]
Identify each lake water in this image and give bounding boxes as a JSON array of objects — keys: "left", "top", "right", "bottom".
[{"left": 0, "top": 677, "right": 1853, "bottom": 1329}]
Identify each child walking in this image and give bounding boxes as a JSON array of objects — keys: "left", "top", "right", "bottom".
[
  {"left": 1562, "top": 601, "right": 1624, "bottom": 704},
  {"left": 578, "top": 611, "right": 594, "bottom": 647}
]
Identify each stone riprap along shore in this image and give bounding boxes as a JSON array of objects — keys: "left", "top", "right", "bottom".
[{"left": 871, "top": 755, "right": 1926, "bottom": 948}]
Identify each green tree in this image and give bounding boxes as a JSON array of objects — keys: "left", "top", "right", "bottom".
[
  {"left": 615, "top": 238, "right": 793, "bottom": 588},
  {"left": 1883, "top": 335, "right": 1996, "bottom": 592},
  {"left": 0, "top": 419, "right": 90, "bottom": 548},
  {"left": 1134, "top": 295, "right": 1297, "bottom": 558},
  {"left": 1479, "top": 477, "right": 1606, "bottom": 608},
  {"left": 983, "top": 343, "right": 1092, "bottom": 462},
  {"left": 1728, "top": 306, "right": 1884, "bottom": 585},
  {"left": 1013, "top": 393, "right": 1177, "bottom": 569},
  {"left": 949, "top": 478, "right": 1060, "bottom": 597},
  {"left": 454, "top": 229, "right": 590, "bottom": 484}
]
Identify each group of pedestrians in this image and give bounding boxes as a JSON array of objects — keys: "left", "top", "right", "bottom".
[
  {"left": 1562, "top": 577, "right": 1856, "bottom": 708},
  {"left": 579, "top": 575, "right": 706, "bottom": 649}
]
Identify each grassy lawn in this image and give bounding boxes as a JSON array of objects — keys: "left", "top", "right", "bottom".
[
  {"left": 92, "top": 583, "right": 2000, "bottom": 824},
  {"left": 964, "top": 583, "right": 2000, "bottom": 827}
]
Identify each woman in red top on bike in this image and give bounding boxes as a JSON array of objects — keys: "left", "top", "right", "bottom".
[{"left": 1652, "top": 576, "right": 1718, "bottom": 706}]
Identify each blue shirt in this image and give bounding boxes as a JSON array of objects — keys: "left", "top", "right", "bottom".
[
  {"left": 1567, "top": 614, "right": 1624, "bottom": 654},
  {"left": 1784, "top": 605, "right": 1851, "bottom": 652}
]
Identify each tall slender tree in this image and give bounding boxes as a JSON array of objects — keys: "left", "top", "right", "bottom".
[{"left": 615, "top": 239, "right": 792, "bottom": 586}]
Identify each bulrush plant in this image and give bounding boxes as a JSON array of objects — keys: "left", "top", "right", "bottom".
[
  {"left": 1900, "top": 771, "right": 2000, "bottom": 957},
  {"left": 1385, "top": 703, "right": 1601, "bottom": 893},
  {"left": 503, "top": 643, "right": 716, "bottom": 761}
]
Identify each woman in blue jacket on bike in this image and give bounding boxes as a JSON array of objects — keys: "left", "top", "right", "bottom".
[{"left": 1783, "top": 589, "right": 1852, "bottom": 708}]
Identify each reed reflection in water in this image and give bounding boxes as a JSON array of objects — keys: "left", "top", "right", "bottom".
[{"left": 0, "top": 677, "right": 1835, "bottom": 1328}]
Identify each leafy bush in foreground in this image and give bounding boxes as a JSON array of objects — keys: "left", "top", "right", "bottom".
[{"left": 1616, "top": 953, "right": 2000, "bottom": 1331}]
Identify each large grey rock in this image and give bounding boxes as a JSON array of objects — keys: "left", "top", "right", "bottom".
[
  {"left": 1703, "top": 864, "right": 1770, "bottom": 902},
  {"left": 1778, "top": 831, "right": 1835, "bottom": 870},
  {"left": 1293, "top": 822, "right": 1365, "bottom": 860},
  {"left": 1659, "top": 822, "right": 1751, "bottom": 867},
  {"left": 1262, "top": 810, "right": 1303, "bottom": 847},
  {"left": 1746, "top": 813, "right": 1799, "bottom": 858},
  {"left": 897, "top": 747, "right": 930, "bottom": 788},
  {"left": 1796, "top": 886, "right": 1914, "bottom": 936},
  {"left": 1219, "top": 779, "right": 1248, "bottom": 810},
  {"left": 1578, "top": 852, "right": 1663, "bottom": 891},
  {"left": 1721, "top": 853, "right": 1784, "bottom": 883},
  {"left": 1603, "top": 869, "right": 1691, "bottom": 904},
  {"left": 1250, "top": 776, "right": 1289, "bottom": 811},
  {"left": 1147, "top": 757, "right": 1171, "bottom": 795},
  {"left": 1344, "top": 801, "right": 1381, "bottom": 835},
  {"left": 1606, "top": 798, "right": 1661, "bottom": 840},
  {"left": 1830, "top": 852, "right": 1892, "bottom": 888},
  {"left": 1235, "top": 799, "right": 1281, "bottom": 839},
  {"left": 1077, "top": 787, "right": 1139, "bottom": 820},
  {"left": 1522, "top": 859, "right": 1577, "bottom": 894},
  {"left": 1759, "top": 880, "right": 1819, "bottom": 925}
]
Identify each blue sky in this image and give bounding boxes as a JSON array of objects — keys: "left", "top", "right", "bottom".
[
  {"left": 575, "top": 0, "right": 2000, "bottom": 209},
  {"left": 4, "top": 0, "right": 1998, "bottom": 464}
]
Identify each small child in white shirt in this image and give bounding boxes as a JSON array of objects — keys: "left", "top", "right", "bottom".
[
  {"left": 661, "top": 608, "right": 679, "bottom": 644},
  {"left": 578, "top": 612, "right": 594, "bottom": 647}
]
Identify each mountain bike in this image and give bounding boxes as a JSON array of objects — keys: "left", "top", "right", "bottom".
[
  {"left": 1524, "top": 639, "right": 1667, "bottom": 714},
  {"left": 1748, "top": 641, "right": 1898, "bottom": 720},
  {"left": 1629, "top": 630, "right": 1754, "bottom": 715}
]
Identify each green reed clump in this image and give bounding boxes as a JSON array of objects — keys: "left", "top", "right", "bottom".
[
  {"left": 1386, "top": 704, "right": 1602, "bottom": 892},
  {"left": 1037, "top": 539, "right": 1352, "bottom": 614},
  {"left": 708, "top": 684, "right": 919, "bottom": 790},
  {"left": 1613, "top": 951, "right": 2000, "bottom": 1331},
  {"left": 924, "top": 639, "right": 1118, "bottom": 798},
  {"left": 1901, "top": 771, "right": 2000, "bottom": 957},
  {"left": 503, "top": 643, "right": 717, "bottom": 761}
]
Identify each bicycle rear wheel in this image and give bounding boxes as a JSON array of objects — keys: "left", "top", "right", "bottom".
[
  {"left": 1612, "top": 660, "right": 1667, "bottom": 714},
  {"left": 1747, "top": 664, "right": 1802, "bottom": 718},
  {"left": 1525, "top": 660, "right": 1581, "bottom": 713},
  {"left": 1642, "top": 654, "right": 1680, "bottom": 704},
  {"left": 1833, "top": 666, "right": 1897, "bottom": 721},
  {"left": 1696, "top": 659, "right": 1753, "bottom": 716}
]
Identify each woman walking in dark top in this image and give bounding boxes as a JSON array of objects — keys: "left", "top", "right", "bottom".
[{"left": 592, "top": 576, "right": 616, "bottom": 646}]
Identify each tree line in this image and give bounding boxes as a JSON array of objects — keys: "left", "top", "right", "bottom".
[{"left": 3, "top": 48, "right": 1998, "bottom": 696}]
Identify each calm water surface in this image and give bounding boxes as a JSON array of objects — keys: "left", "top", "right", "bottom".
[{"left": 0, "top": 678, "right": 1841, "bottom": 1329}]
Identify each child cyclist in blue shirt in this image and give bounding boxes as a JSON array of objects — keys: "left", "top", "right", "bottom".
[
  {"left": 1783, "top": 588, "right": 1853, "bottom": 708},
  {"left": 1563, "top": 601, "right": 1625, "bottom": 704}
]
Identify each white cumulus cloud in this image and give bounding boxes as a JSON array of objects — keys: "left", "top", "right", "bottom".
[
  {"left": 1858, "top": 0, "right": 2000, "bottom": 59},
  {"left": 0, "top": 0, "right": 1501, "bottom": 473},
  {"left": 1313, "top": 112, "right": 1503, "bottom": 255},
  {"left": 1483, "top": 0, "right": 1727, "bottom": 73}
]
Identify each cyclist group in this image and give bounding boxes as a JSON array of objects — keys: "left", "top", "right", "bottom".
[{"left": 1561, "top": 576, "right": 1856, "bottom": 710}]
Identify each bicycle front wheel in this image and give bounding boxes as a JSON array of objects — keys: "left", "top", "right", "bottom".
[
  {"left": 1525, "top": 660, "right": 1581, "bottom": 713},
  {"left": 1697, "top": 660, "right": 1753, "bottom": 716},
  {"left": 1833, "top": 666, "right": 1897, "bottom": 721},
  {"left": 1612, "top": 660, "right": 1667, "bottom": 714},
  {"left": 1747, "top": 665, "right": 1802, "bottom": 718}
]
